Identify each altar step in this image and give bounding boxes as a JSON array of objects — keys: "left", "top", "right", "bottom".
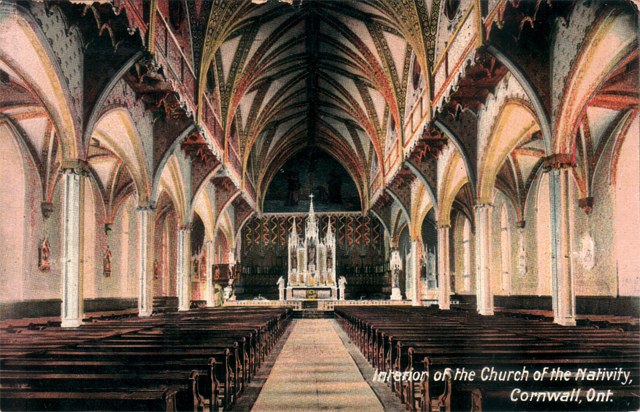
[{"left": 293, "top": 310, "right": 334, "bottom": 319}]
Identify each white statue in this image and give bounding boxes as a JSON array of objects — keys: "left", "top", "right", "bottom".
[
  {"left": 277, "top": 276, "right": 286, "bottom": 301},
  {"left": 391, "top": 267, "right": 400, "bottom": 288},
  {"left": 338, "top": 276, "right": 347, "bottom": 301},
  {"left": 390, "top": 249, "right": 403, "bottom": 300},
  {"left": 223, "top": 278, "right": 234, "bottom": 301}
]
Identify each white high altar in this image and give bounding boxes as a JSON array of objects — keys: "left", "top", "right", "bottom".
[{"left": 285, "top": 195, "right": 337, "bottom": 300}]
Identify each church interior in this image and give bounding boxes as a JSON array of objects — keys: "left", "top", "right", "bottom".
[{"left": 0, "top": 0, "right": 638, "bottom": 410}]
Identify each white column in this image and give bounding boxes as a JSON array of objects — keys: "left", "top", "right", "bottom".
[
  {"left": 177, "top": 226, "right": 191, "bottom": 311},
  {"left": 205, "top": 240, "right": 215, "bottom": 307},
  {"left": 550, "top": 167, "right": 576, "bottom": 326},
  {"left": 437, "top": 225, "right": 451, "bottom": 310},
  {"left": 475, "top": 204, "right": 494, "bottom": 315},
  {"left": 60, "top": 169, "right": 84, "bottom": 328},
  {"left": 411, "top": 240, "right": 422, "bottom": 306},
  {"left": 137, "top": 206, "right": 155, "bottom": 317}
]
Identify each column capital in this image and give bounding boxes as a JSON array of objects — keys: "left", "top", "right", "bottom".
[
  {"left": 60, "top": 159, "right": 90, "bottom": 176},
  {"left": 542, "top": 154, "right": 575, "bottom": 171},
  {"left": 516, "top": 220, "right": 526, "bottom": 229},
  {"left": 136, "top": 203, "right": 157, "bottom": 213},
  {"left": 436, "top": 223, "right": 450, "bottom": 230},
  {"left": 179, "top": 224, "right": 192, "bottom": 233},
  {"left": 474, "top": 203, "right": 493, "bottom": 210}
]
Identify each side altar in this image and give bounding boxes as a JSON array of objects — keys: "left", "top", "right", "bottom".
[{"left": 284, "top": 195, "right": 337, "bottom": 300}]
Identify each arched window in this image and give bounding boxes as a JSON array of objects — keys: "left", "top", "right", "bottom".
[
  {"left": 462, "top": 217, "right": 471, "bottom": 292},
  {"left": 500, "top": 205, "right": 511, "bottom": 294}
]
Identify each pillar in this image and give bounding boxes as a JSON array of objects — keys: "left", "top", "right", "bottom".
[
  {"left": 205, "top": 240, "right": 215, "bottom": 307},
  {"left": 137, "top": 206, "right": 155, "bottom": 317},
  {"left": 437, "top": 225, "right": 451, "bottom": 310},
  {"left": 475, "top": 203, "right": 494, "bottom": 315},
  {"left": 60, "top": 168, "right": 85, "bottom": 328},
  {"left": 411, "top": 240, "right": 422, "bottom": 306},
  {"left": 177, "top": 225, "right": 191, "bottom": 311},
  {"left": 548, "top": 160, "right": 576, "bottom": 326}
]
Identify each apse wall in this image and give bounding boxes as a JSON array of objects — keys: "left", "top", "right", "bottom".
[{"left": 238, "top": 213, "right": 388, "bottom": 300}]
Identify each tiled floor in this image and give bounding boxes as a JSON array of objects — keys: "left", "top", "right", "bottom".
[{"left": 251, "top": 319, "right": 384, "bottom": 411}]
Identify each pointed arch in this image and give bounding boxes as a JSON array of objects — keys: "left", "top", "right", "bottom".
[
  {"left": 0, "top": 5, "right": 79, "bottom": 161},
  {"left": 477, "top": 101, "right": 540, "bottom": 204}
]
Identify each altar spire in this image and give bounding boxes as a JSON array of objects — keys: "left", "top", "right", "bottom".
[{"left": 308, "top": 194, "right": 315, "bottom": 221}]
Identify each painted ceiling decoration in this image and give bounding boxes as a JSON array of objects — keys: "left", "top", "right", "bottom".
[{"left": 196, "top": 0, "right": 445, "bottom": 211}]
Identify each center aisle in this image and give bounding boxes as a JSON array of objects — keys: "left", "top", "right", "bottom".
[{"left": 251, "top": 319, "right": 383, "bottom": 411}]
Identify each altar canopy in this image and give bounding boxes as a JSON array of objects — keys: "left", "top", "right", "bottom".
[{"left": 287, "top": 196, "right": 337, "bottom": 299}]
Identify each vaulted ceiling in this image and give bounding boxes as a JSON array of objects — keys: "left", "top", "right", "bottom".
[{"left": 201, "top": 0, "right": 432, "bottom": 207}]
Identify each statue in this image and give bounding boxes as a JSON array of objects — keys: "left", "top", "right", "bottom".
[
  {"left": 38, "top": 238, "right": 51, "bottom": 272},
  {"left": 277, "top": 276, "right": 286, "bottom": 301},
  {"left": 390, "top": 249, "right": 403, "bottom": 300},
  {"left": 338, "top": 276, "right": 347, "bottom": 301},
  {"left": 214, "top": 265, "right": 221, "bottom": 280},
  {"left": 214, "top": 284, "right": 223, "bottom": 306},
  {"left": 308, "top": 242, "right": 316, "bottom": 269},
  {"left": 392, "top": 267, "right": 400, "bottom": 288},
  {"left": 224, "top": 278, "right": 234, "bottom": 301},
  {"left": 103, "top": 246, "right": 112, "bottom": 277}
]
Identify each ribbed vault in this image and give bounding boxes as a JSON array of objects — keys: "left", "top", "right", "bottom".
[{"left": 202, "top": 0, "right": 425, "bottom": 211}]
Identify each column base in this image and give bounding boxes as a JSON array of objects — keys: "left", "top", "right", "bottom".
[
  {"left": 61, "top": 319, "right": 83, "bottom": 328},
  {"left": 478, "top": 308, "right": 494, "bottom": 316},
  {"left": 178, "top": 306, "right": 190, "bottom": 312},
  {"left": 138, "top": 309, "right": 153, "bottom": 317},
  {"left": 390, "top": 287, "right": 402, "bottom": 301},
  {"left": 439, "top": 302, "right": 451, "bottom": 310},
  {"left": 554, "top": 317, "right": 576, "bottom": 326}
]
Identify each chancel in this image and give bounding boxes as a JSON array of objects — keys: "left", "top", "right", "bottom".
[{"left": 0, "top": 0, "right": 638, "bottom": 411}]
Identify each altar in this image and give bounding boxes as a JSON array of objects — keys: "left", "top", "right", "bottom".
[{"left": 284, "top": 195, "right": 338, "bottom": 300}]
